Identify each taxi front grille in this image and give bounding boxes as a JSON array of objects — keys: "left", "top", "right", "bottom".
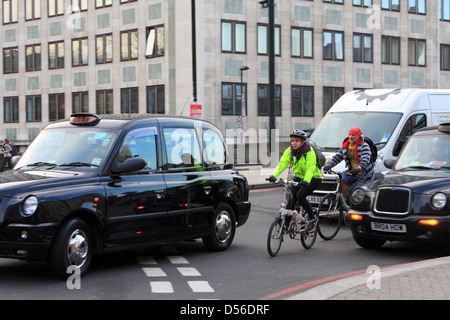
[{"left": 374, "top": 187, "right": 411, "bottom": 215}]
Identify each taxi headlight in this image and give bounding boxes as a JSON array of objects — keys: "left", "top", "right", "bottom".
[
  {"left": 22, "top": 196, "right": 38, "bottom": 217},
  {"left": 431, "top": 193, "right": 447, "bottom": 210},
  {"left": 351, "top": 188, "right": 365, "bottom": 205}
]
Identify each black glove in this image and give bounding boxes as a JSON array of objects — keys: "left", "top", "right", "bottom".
[
  {"left": 268, "top": 175, "right": 277, "bottom": 183},
  {"left": 299, "top": 180, "right": 309, "bottom": 187},
  {"left": 322, "top": 163, "right": 332, "bottom": 172},
  {"left": 349, "top": 168, "right": 360, "bottom": 176}
]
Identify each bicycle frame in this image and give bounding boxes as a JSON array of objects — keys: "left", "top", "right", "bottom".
[
  {"left": 273, "top": 178, "right": 310, "bottom": 239},
  {"left": 328, "top": 170, "right": 350, "bottom": 211}
]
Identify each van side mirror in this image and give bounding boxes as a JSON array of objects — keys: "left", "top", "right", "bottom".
[
  {"left": 111, "top": 157, "right": 146, "bottom": 174},
  {"left": 384, "top": 159, "right": 396, "bottom": 169}
]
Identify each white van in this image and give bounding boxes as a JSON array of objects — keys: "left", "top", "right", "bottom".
[{"left": 309, "top": 88, "right": 450, "bottom": 202}]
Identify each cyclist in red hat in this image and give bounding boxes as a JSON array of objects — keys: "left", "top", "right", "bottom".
[{"left": 322, "top": 127, "right": 374, "bottom": 201}]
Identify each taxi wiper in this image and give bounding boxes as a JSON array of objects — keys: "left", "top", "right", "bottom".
[
  {"left": 400, "top": 165, "right": 437, "bottom": 171},
  {"left": 16, "top": 162, "right": 58, "bottom": 171},
  {"left": 59, "top": 162, "right": 99, "bottom": 167}
]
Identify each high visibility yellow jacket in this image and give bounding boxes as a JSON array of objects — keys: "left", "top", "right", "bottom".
[{"left": 271, "top": 146, "right": 322, "bottom": 183}]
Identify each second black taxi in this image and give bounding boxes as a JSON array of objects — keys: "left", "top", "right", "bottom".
[
  {"left": 0, "top": 114, "right": 251, "bottom": 278},
  {"left": 348, "top": 123, "right": 450, "bottom": 250}
]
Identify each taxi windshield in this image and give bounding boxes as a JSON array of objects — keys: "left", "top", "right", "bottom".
[
  {"left": 396, "top": 134, "right": 450, "bottom": 170},
  {"left": 15, "top": 128, "right": 118, "bottom": 170}
]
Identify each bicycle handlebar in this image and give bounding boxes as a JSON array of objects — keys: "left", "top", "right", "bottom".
[{"left": 265, "top": 177, "right": 300, "bottom": 186}]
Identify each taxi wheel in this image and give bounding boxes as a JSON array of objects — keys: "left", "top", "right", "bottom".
[
  {"left": 203, "top": 203, "right": 236, "bottom": 252},
  {"left": 353, "top": 235, "right": 386, "bottom": 249},
  {"left": 50, "top": 218, "right": 93, "bottom": 279}
]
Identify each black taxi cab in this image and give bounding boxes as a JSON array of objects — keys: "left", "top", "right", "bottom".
[
  {"left": 0, "top": 114, "right": 250, "bottom": 278},
  {"left": 348, "top": 123, "right": 450, "bottom": 250}
]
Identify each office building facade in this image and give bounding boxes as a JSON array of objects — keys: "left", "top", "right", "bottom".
[{"left": 1, "top": 0, "right": 450, "bottom": 155}]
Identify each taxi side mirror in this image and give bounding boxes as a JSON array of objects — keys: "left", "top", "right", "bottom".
[
  {"left": 384, "top": 159, "right": 396, "bottom": 169},
  {"left": 111, "top": 157, "right": 146, "bottom": 174}
]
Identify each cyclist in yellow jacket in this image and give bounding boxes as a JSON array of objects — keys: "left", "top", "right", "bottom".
[{"left": 268, "top": 130, "right": 322, "bottom": 229}]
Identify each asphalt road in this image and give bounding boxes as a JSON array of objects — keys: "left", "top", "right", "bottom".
[{"left": 0, "top": 187, "right": 447, "bottom": 300}]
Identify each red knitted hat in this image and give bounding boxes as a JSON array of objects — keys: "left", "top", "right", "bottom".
[{"left": 349, "top": 127, "right": 362, "bottom": 136}]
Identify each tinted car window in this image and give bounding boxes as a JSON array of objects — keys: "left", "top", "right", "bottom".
[
  {"left": 203, "top": 128, "right": 226, "bottom": 165},
  {"left": 117, "top": 128, "right": 158, "bottom": 170},
  {"left": 163, "top": 127, "right": 201, "bottom": 168}
]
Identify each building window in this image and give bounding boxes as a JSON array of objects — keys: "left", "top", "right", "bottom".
[
  {"left": 48, "top": 0, "right": 65, "bottom": 17},
  {"left": 382, "top": 36, "right": 400, "bottom": 64},
  {"left": 49, "top": 93, "right": 65, "bottom": 121},
  {"left": 4, "top": 97, "right": 19, "bottom": 123},
  {"left": 26, "top": 0, "right": 41, "bottom": 20},
  {"left": 147, "top": 85, "right": 165, "bottom": 114},
  {"left": 3, "top": 0, "right": 18, "bottom": 24},
  {"left": 72, "top": 38, "right": 88, "bottom": 67},
  {"left": 353, "top": 0, "right": 372, "bottom": 6},
  {"left": 49, "top": 41, "right": 64, "bottom": 69},
  {"left": 257, "top": 84, "right": 281, "bottom": 117},
  {"left": 221, "top": 20, "right": 246, "bottom": 54},
  {"left": 441, "top": 44, "right": 450, "bottom": 70},
  {"left": 323, "top": 30, "right": 344, "bottom": 61},
  {"left": 120, "top": 30, "right": 138, "bottom": 61},
  {"left": 292, "top": 86, "right": 314, "bottom": 117},
  {"left": 353, "top": 33, "right": 373, "bottom": 63},
  {"left": 323, "top": 0, "right": 343, "bottom": 3},
  {"left": 96, "top": 34, "right": 113, "bottom": 64},
  {"left": 381, "top": 0, "right": 400, "bottom": 11},
  {"left": 3, "top": 47, "right": 18, "bottom": 74},
  {"left": 221, "top": 83, "right": 246, "bottom": 116},
  {"left": 26, "top": 44, "right": 41, "bottom": 71},
  {"left": 441, "top": 0, "right": 450, "bottom": 20},
  {"left": 408, "top": 0, "right": 426, "bottom": 14},
  {"left": 96, "top": 0, "right": 112, "bottom": 8},
  {"left": 72, "top": 0, "right": 88, "bottom": 11},
  {"left": 146, "top": 25, "right": 165, "bottom": 58},
  {"left": 408, "top": 38, "right": 426, "bottom": 66},
  {"left": 121, "top": 87, "right": 139, "bottom": 114},
  {"left": 72, "top": 92, "right": 89, "bottom": 113},
  {"left": 96, "top": 90, "right": 113, "bottom": 114},
  {"left": 323, "top": 87, "right": 344, "bottom": 114},
  {"left": 292, "top": 27, "right": 313, "bottom": 58},
  {"left": 120, "top": 0, "right": 137, "bottom": 3},
  {"left": 257, "top": 24, "right": 280, "bottom": 56},
  {"left": 26, "top": 95, "right": 42, "bottom": 122}
]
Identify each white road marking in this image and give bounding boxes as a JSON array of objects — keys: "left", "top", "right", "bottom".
[
  {"left": 177, "top": 267, "right": 201, "bottom": 277},
  {"left": 150, "top": 281, "right": 174, "bottom": 293},
  {"left": 142, "top": 267, "right": 167, "bottom": 277},
  {"left": 188, "top": 281, "right": 215, "bottom": 293}
]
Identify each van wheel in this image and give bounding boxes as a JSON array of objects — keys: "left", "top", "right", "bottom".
[
  {"left": 203, "top": 203, "right": 236, "bottom": 251},
  {"left": 353, "top": 235, "right": 386, "bottom": 249},
  {"left": 50, "top": 218, "right": 93, "bottom": 279}
]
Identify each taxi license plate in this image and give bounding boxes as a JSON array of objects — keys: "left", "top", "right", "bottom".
[{"left": 371, "top": 222, "right": 407, "bottom": 233}]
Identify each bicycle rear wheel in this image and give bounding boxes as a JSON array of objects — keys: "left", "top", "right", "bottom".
[
  {"left": 317, "top": 193, "right": 343, "bottom": 240},
  {"left": 267, "top": 218, "right": 283, "bottom": 257}
]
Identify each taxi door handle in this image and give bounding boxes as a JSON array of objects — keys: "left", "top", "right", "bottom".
[
  {"left": 204, "top": 186, "right": 212, "bottom": 195},
  {"left": 155, "top": 189, "right": 165, "bottom": 199}
]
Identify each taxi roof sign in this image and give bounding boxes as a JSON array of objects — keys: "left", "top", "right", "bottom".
[{"left": 70, "top": 113, "right": 101, "bottom": 126}]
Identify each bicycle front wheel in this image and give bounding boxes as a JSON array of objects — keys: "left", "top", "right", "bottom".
[
  {"left": 300, "top": 227, "right": 317, "bottom": 249},
  {"left": 267, "top": 218, "right": 283, "bottom": 257},
  {"left": 317, "top": 193, "right": 343, "bottom": 240}
]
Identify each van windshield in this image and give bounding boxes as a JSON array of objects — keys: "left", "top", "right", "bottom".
[{"left": 310, "top": 112, "right": 402, "bottom": 150}]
